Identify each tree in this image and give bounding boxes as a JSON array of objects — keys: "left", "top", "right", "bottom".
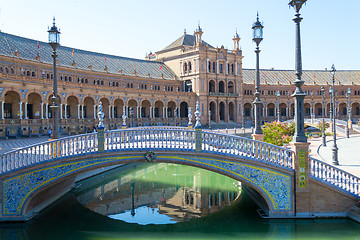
[{"left": 262, "top": 121, "right": 295, "bottom": 146}]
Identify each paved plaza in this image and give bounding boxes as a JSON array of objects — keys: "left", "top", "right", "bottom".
[{"left": 309, "top": 134, "right": 360, "bottom": 177}]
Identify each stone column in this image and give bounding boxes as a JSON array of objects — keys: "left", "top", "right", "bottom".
[
  {"left": 81, "top": 105, "right": 84, "bottom": 119},
  {"left": 19, "top": 102, "right": 23, "bottom": 119},
  {"left": 60, "top": 104, "right": 63, "bottom": 119},
  {"left": 40, "top": 102, "right": 44, "bottom": 119},
  {"left": 1, "top": 101, "right": 4, "bottom": 120},
  {"left": 64, "top": 104, "right": 68, "bottom": 119},
  {"left": 25, "top": 102, "right": 28, "bottom": 119},
  {"left": 45, "top": 103, "right": 49, "bottom": 119},
  {"left": 162, "top": 107, "right": 165, "bottom": 118},
  {"left": 149, "top": 106, "right": 152, "bottom": 118},
  {"left": 166, "top": 107, "right": 168, "bottom": 118},
  {"left": 77, "top": 104, "right": 80, "bottom": 119},
  {"left": 136, "top": 106, "right": 139, "bottom": 118},
  {"left": 109, "top": 105, "right": 112, "bottom": 119}
]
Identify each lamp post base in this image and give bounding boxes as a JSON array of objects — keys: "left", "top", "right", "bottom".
[{"left": 252, "top": 134, "right": 264, "bottom": 142}]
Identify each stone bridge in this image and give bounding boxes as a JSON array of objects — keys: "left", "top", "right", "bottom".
[{"left": 0, "top": 127, "right": 359, "bottom": 222}]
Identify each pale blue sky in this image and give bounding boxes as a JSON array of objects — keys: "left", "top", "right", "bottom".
[{"left": 0, "top": 0, "right": 358, "bottom": 70}]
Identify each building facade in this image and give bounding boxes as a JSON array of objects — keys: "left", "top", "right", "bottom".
[{"left": 0, "top": 28, "right": 360, "bottom": 138}]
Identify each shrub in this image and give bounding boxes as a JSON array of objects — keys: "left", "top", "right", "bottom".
[{"left": 262, "top": 121, "right": 295, "bottom": 146}]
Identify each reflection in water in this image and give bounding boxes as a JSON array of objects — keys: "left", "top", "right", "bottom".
[
  {"left": 0, "top": 162, "right": 359, "bottom": 240},
  {"left": 76, "top": 163, "right": 241, "bottom": 224}
]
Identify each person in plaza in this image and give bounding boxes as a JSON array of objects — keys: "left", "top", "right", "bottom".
[{"left": 48, "top": 129, "right": 52, "bottom": 138}]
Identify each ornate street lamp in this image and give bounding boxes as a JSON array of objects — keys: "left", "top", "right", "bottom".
[
  {"left": 289, "top": 0, "right": 307, "bottom": 143},
  {"left": 276, "top": 91, "right": 281, "bottom": 122},
  {"left": 48, "top": 17, "right": 61, "bottom": 139},
  {"left": 346, "top": 88, "right": 351, "bottom": 138},
  {"left": 331, "top": 64, "right": 338, "bottom": 165},
  {"left": 321, "top": 87, "right": 326, "bottom": 146},
  {"left": 252, "top": 12, "right": 264, "bottom": 135}
]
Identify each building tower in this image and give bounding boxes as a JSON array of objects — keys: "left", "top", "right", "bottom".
[
  {"left": 233, "top": 31, "right": 240, "bottom": 52},
  {"left": 194, "top": 24, "right": 203, "bottom": 47}
]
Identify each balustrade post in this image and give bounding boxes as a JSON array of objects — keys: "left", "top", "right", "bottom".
[
  {"left": 97, "top": 101, "right": 105, "bottom": 153},
  {"left": 194, "top": 101, "right": 202, "bottom": 152}
]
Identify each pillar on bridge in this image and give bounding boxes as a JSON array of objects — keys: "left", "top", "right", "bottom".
[
  {"left": 97, "top": 101, "right": 105, "bottom": 153},
  {"left": 194, "top": 101, "right": 202, "bottom": 152},
  {"left": 291, "top": 141, "right": 311, "bottom": 216}
]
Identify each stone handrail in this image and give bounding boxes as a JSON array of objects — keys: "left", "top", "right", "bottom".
[
  {"left": 310, "top": 157, "right": 360, "bottom": 197},
  {"left": 0, "top": 127, "right": 294, "bottom": 175},
  {"left": 0, "top": 133, "right": 98, "bottom": 174}
]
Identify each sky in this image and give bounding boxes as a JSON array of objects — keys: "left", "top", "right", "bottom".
[{"left": 0, "top": 0, "right": 359, "bottom": 70}]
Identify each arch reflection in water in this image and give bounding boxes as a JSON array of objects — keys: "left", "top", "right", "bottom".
[{"left": 76, "top": 163, "right": 241, "bottom": 225}]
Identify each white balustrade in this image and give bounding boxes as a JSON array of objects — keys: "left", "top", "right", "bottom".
[
  {"left": 310, "top": 157, "right": 360, "bottom": 196},
  {"left": 0, "top": 128, "right": 294, "bottom": 177}
]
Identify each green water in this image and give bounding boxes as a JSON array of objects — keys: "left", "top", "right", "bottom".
[{"left": 1, "top": 163, "right": 360, "bottom": 240}]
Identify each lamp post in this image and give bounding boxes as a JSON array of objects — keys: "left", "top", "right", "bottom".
[
  {"left": 331, "top": 64, "right": 338, "bottom": 165},
  {"left": 252, "top": 13, "right": 264, "bottom": 135},
  {"left": 48, "top": 17, "right": 61, "bottom": 139},
  {"left": 321, "top": 87, "right": 326, "bottom": 146},
  {"left": 276, "top": 91, "right": 281, "bottom": 122},
  {"left": 130, "top": 107, "right": 134, "bottom": 128},
  {"left": 289, "top": 0, "right": 307, "bottom": 143},
  {"left": 346, "top": 87, "right": 351, "bottom": 138}
]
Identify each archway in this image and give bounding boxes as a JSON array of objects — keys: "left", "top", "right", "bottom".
[
  {"left": 84, "top": 97, "right": 95, "bottom": 119},
  {"left": 114, "top": 99, "right": 124, "bottom": 118},
  {"left": 219, "top": 102, "right": 225, "bottom": 121},
  {"left": 27, "top": 92, "right": 41, "bottom": 119},
  {"left": 4, "top": 91, "right": 20, "bottom": 119},
  {"left": 167, "top": 101, "right": 176, "bottom": 118},
  {"left": 209, "top": 101, "right": 216, "bottom": 121},
  {"left": 219, "top": 81, "right": 225, "bottom": 93},
  {"left": 228, "top": 81, "right": 234, "bottom": 94},
  {"left": 154, "top": 100, "right": 164, "bottom": 118},
  {"left": 141, "top": 100, "right": 151, "bottom": 118},
  {"left": 180, "top": 102, "right": 188, "bottom": 118},
  {"left": 228, "top": 102, "right": 235, "bottom": 121},
  {"left": 209, "top": 80, "right": 215, "bottom": 93}
]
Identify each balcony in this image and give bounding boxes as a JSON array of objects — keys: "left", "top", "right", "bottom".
[{"left": 209, "top": 92, "right": 239, "bottom": 97}]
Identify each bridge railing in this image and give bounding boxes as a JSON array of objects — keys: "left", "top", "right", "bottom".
[
  {"left": 0, "top": 127, "right": 294, "bottom": 175},
  {"left": 201, "top": 130, "right": 293, "bottom": 169},
  {"left": 310, "top": 157, "right": 360, "bottom": 197},
  {"left": 0, "top": 133, "right": 98, "bottom": 174}
]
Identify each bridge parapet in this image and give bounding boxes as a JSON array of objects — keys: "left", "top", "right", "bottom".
[
  {"left": 310, "top": 157, "right": 360, "bottom": 197},
  {"left": 0, "top": 127, "right": 294, "bottom": 175}
]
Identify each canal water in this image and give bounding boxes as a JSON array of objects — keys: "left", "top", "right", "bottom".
[{"left": 1, "top": 162, "right": 360, "bottom": 240}]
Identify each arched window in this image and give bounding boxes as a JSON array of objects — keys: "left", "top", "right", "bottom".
[
  {"left": 184, "top": 62, "right": 188, "bottom": 74},
  {"left": 26, "top": 71, "right": 30, "bottom": 76},
  {"left": 228, "top": 81, "right": 234, "bottom": 93},
  {"left": 5, "top": 67, "right": 9, "bottom": 74},
  {"left": 69, "top": 77, "right": 72, "bottom": 82},
  {"left": 188, "top": 62, "right": 192, "bottom": 73},
  {"left": 208, "top": 61, "right": 211, "bottom": 72},
  {"left": 31, "top": 71, "right": 35, "bottom": 77},
  {"left": 10, "top": 68, "right": 14, "bottom": 74},
  {"left": 219, "top": 81, "right": 225, "bottom": 93},
  {"left": 231, "top": 64, "right": 234, "bottom": 74},
  {"left": 65, "top": 76, "right": 68, "bottom": 81},
  {"left": 212, "top": 62, "right": 216, "bottom": 73}
]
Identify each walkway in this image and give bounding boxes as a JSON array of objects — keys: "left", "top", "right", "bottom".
[{"left": 309, "top": 134, "right": 360, "bottom": 177}]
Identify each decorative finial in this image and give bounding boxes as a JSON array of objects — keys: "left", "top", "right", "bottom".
[
  {"left": 53, "top": 17, "right": 56, "bottom": 26},
  {"left": 184, "top": 29, "right": 186, "bottom": 35},
  {"left": 194, "top": 101, "right": 201, "bottom": 128},
  {"left": 257, "top": 11, "right": 259, "bottom": 21},
  {"left": 188, "top": 107, "right": 193, "bottom": 128},
  {"left": 97, "top": 101, "right": 105, "bottom": 128},
  {"left": 122, "top": 106, "right": 127, "bottom": 127}
]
